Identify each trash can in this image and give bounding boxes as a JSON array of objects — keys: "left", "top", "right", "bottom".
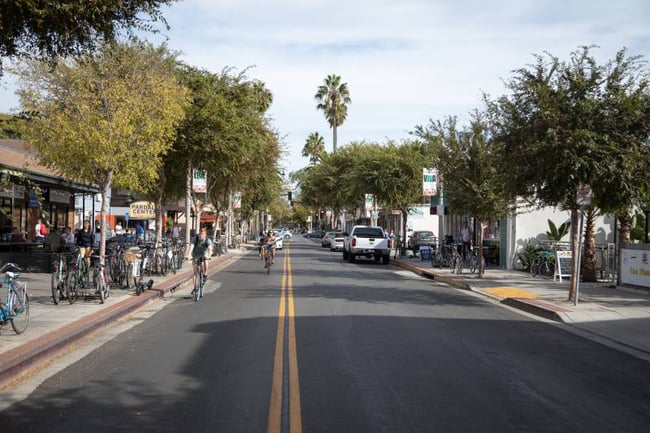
[{"left": 419, "top": 245, "right": 432, "bottom": 261}]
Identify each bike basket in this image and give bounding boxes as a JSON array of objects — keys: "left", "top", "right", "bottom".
[{"left": 125, "top": 253, "right": 140, "bottom": 263}]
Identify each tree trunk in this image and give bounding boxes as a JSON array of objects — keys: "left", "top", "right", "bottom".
[
  {"left": 99, "top": 170, "right": 113, "bottom": 267},
  {"left": 581, "top": 208, "right": 598, "bottom": 282},
  {"left": 401, "top": 208, "right": 409, "bottom": 256},
  {"left": 154, "top": 183, "right": 164, "bottom": 247},
  {"left": 477, "top": 218, "right": 485, "bottom": 278},
  {"left": 616, "top": 211, "right": 632, "bottom": 286},
  {"left": 568, "top": 208, "right": 579, "bottom": 302},
  {"left": 332, "top": 125, "right": 338, "bottom": 153},
  {"left": 618, "top": 212, "right": 632, "bottom": 244}
]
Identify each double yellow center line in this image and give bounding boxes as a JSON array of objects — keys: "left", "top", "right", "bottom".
[{"left": 267, "top": 244, "right": 302, "bottom": 433}]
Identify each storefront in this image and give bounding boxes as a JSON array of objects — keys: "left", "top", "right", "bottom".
[{"left": 0, "top": 139, "right": 98, "bottom": 271}]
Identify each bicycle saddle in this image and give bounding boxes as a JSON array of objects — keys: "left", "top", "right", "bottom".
[{"left": 0, "top": 262, "right": 22, "bottom": 275}]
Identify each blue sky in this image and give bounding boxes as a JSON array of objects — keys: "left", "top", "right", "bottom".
[{"left": 1, "top": 0, "right": 648, "bottom": 174}]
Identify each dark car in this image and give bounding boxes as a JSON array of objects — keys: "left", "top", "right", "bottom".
[
  {"left": 304, "top": 230, "right": 325, "bottom": 239},
  {"left": 408, "top": 230, "right": 437, "bottom": 252}
]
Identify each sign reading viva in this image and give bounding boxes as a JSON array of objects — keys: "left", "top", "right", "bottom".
[
  {"left": 422, "top": 168, "right": 438, "bottom": 196},
  {"left": 129, "top": 201, "right": 155, "bottom": 219}
]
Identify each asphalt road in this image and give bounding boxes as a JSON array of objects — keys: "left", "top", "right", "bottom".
[{"left": 0, "top": 237, "right": 648, "bottom": 433}]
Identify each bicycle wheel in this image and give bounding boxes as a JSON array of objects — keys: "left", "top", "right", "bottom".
[
  {"left": 469, "top": 254, "right": 478, "bottom": 273},
  {"left": 538, "top": 260, "right": 555, "bottom": 279},
  {"left": 266, "top": 253, "right": 272, "bottom": 274},
  {"left": 51, "top": 270, "right": 62, "bottom": 305},
  {"left": 96, "top": 270, "right": 105, "bottom": 304},
  {"left": 194, "top": 270, "right": 202, "bottom": 301},
  {"left": 160, "top": 254, "right": 169, "bottom": 276},
  {"left": 66, "top": 271, "right": 79, "bottom": 304},
  {"left": 455, "top": 255, "right": 463, "bottom": 274},
  {"left": 11, "top": 290, "right": 29, "bottom": 334}
]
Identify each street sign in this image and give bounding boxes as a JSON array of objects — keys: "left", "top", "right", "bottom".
[{"left": 125, "top": 212, "right": 129, "bottom": 222}]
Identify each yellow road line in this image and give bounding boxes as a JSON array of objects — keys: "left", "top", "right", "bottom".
[
  {"left": 267, "top": 244, "right": 302, "bottom": 433},
  {"left": 287, "top": 252, "right": 302, "bottom": 433},
  {"left": 482, "top": 286, "right": 539, "bottom": 299}
]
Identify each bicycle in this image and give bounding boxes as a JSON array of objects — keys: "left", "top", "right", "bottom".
[
  {"left": 262, "top": 241, "right": 278, "bottom": 274},
  {"left": 530, "top": 250, "right": 555, "bottom": 279},
  {"left": 0, "top": 262, "right": 29, "bottom": 334},
  {"left": 66, "top": 248, "right": 91, "bottom": 304},
  {"left": 51, "top": 250, "right": 71, "bottom": 304},
  {"left": 449, "top": 245, "right": 463, "bottom": 274},
  {"left": 91, "top": 255, "right": 110, "bottom": 304},
  {"left": 191, "top": 256, "right": 207, "bottom": 301}
]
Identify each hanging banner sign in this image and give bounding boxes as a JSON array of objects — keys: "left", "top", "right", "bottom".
[
  {"left": 364, "top": 194, "right": 373, "bottom": 211},
  {"left": 422, "top": 168, "right": 438, "bottom": 196},
  {"left": 129, "top": 201, "right": 155, "bottom": 219},
  {"left": 192, "top": 169, "right": 207, "bottom": 193},
  {"left": 233, "top": 192, "right": 242, "bottom": 209}
]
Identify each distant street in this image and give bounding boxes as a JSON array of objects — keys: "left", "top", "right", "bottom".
[{"left": 1, "top": 237, "right": 648, "bottom": 433}]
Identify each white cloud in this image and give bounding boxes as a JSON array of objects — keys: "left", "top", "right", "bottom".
[{"left": 2, "top": 0, "right": 649, "bottom": 173}]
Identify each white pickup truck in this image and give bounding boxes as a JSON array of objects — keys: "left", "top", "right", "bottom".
[{"left": 342, "top": 225, "right": 391, "bottom": 264}]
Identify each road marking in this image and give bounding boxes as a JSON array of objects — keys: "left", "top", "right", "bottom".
[
  {"left": 482, "top": 287, "right": 539, "bottom": 299},
  {"left": 267, "top": 245, "right": 302, "bottom": 433}
]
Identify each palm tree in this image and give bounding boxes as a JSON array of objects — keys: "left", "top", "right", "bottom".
[
  {"left": 314, "top": 74, "right": 351, "bottom": 152},
  {"left": 302, "top": 132, "right": 326, "bottom": 164}
]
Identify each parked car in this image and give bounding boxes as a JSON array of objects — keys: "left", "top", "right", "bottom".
[
  {"left": 304, "top": 230, "right": 325, "bottom": 239},
  {"left": 321, "top": 231, "right": 342, "bottom": 248},
  {"left": 272, "top": 230, "right": 284, "bottom": 249},
  {"left": 329, "top": 232, "right": 346, "bottom": 251},
  {"left": 408, "top": 230, "right": 437, "bottom": 253}
]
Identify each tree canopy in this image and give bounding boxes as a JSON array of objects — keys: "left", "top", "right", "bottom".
[
  {"left": 0, "top": 0, "right": 176, "bottom": 74},
  {"left": 315, "top": 74, "right": 351, "bottom": 152},
  {"left": 14, "top": 40, "right": 189, "bottom": 259},
  {"left": 486, "top": 46, "right": 650, "bottom": 297}
]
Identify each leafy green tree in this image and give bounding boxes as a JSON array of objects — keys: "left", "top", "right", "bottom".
[
  {"left": 0, "top": 114, "right": 25, "bottom": 138},
  {"left": 0, "top": 0, "right": 176, "bottom": 74},
  {"left": 315, "top": 74, "right": 351, "bottom": 152},
  {"left": 302, "top": 132, "right": 326, "bottom": 164},
  {"left": 415, "top": 114, "right": 514, "bottom": 277},
  {"left": 487, "top": 46, "right": 650, "bottom": 298},
  {"left": 14, "top": 40, "right": 189, "bottom": 261},
  {"left": 168, "top": 65, "right": 281, "bottom": 239}
]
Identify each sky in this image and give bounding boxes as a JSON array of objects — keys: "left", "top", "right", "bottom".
[{"left": 1, "top": 0, "right": 649, "bottom": 175}]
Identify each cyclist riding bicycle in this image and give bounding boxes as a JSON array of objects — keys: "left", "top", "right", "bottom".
[
  {"left": 262, "top": 229, "right": 277, "bottom": 267},
  {"left": 191, "top": 227, "right": 213, "bottom": 282}
]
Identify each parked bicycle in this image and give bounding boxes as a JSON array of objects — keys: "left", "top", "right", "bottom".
[
  {"left": 66, "top": 248, "right": 92, "bottom": 304},
  {"left": 91, "top": 255, "right": 110, "bottom": 304},
  {"left": 0, "top": 262, "right": 29, "bottom": 334},
  {"left": 51, "top": 250, "right": 71, "bottom": 304},
  {"left": 530, "top": 250, "right": 555, "bottom": 279}
]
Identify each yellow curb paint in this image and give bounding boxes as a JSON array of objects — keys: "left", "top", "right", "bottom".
[{"left": 482, "top": 287, "right": 539, "bottom": 299}]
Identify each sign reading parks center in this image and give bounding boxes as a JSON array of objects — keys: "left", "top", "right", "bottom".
[{"left": 129, "top": 201, "right": 155, "bottom": 219}]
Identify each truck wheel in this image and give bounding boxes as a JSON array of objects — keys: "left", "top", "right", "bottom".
[
  {"left": 382, "top": 255, "right": 390, "bottom": 265},
  {"left": 348, "top": 253, "right": 355, "bottom": 263},
  {"left": 343, "top": 250, "right": 349, "bottom": 260}
]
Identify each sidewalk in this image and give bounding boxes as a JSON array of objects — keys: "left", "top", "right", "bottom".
[
  {"left": 392, "top": 255, "right": 650, "bottom": 358},
  {"left": 0, "top": 246, "right": 249, "bottom": 388}
]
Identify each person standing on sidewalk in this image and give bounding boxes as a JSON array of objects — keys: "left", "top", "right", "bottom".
[
  {"left": 76, "top": 220, "right": 94, "bottom": 269},
  {"left": 461, "top": 221, "right": 472, "bottom": 260}
]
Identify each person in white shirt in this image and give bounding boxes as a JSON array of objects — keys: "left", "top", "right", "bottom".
[{"left": 460, "top": 221, "right": 472, "bottom": 260}]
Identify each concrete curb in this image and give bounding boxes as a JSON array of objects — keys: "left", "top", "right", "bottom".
[{"left": 390, "top": 258, "right": 567, "bottom": 322}]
